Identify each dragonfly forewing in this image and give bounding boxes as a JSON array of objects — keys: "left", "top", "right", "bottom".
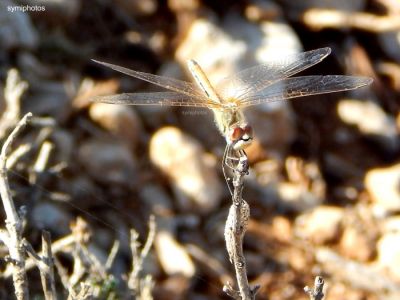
[
  {"left": 238, "top": 75, "right": 373, "bottom": 107},
  {"left": 92, "top": 59, "right": 208, "bottom": 101},
  {"left": 93, "top": 91, "right": 222, "bottom": 108},
  {"left": 215, "top": 47, "right": 332, "bottom": 102}
]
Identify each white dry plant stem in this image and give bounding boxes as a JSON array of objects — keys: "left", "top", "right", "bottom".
[
  {"left": 24, "top": 231, "right": 57, "bottom": 300},
  {"left": 0, "top": 112, "right": 33, "bottom": 300},
  {"left": 0, "top": 69, "right": 27, "bottom": 139},
  {"left": 304, "top": 276, "right": 325, "bottom": 300},
  {"left": 128, "top": 215, "right": 156, "bottom": 300},
  {"left": 223, "top": 148, "right": 260, "bottom": 300}
]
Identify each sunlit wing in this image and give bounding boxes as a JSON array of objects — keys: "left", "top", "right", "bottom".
[
  {"left": 92, "top": 59, "right": 208, "bottom": 101},
  {"left": 215, "top": 47, "right": 332, "bottom": 101},
  {"left": 237, "top": 75, "right": 373, "bottom": 107},
  {"left": 92, "top": 91, "right": 222, "bottom": 108}
]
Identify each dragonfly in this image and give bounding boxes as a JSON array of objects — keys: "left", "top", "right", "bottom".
[{"left": 92, "top": 47, "right": 372, "bottom": 192}]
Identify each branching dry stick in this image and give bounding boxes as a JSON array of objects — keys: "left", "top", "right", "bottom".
[
  {"left": 0, "top": 112, "right": 33, "bottom": 300},
  {"left": 128, "top": 215, "right": 156, "bottom": 300},
  {"left": 304, "top": 276, "right": 325, "bottom": 300},
  {"left": 24, "top": 231, "right": 57, "bottom": 300},
  {"left": 0, "top": 69, "right": 27, "bottom": 140},
  {"left": 223, "top": 148, "right": 260, "bottom": 300}
]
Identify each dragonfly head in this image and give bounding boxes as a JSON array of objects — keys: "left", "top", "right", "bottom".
[{"left": 229, "top": 124, "right": 253, "bottom": 150}]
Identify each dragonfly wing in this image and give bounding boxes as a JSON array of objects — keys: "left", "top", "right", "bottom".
[
  {"left": 92, "top": 91, "right": 220, "bottom": 108},
  {"left": 239, "top": 75, "right": 373, "bottom": 107},
  {"left": 92, "top": 60, "right": 207, "bottom": 100},
  {"left": 216, "top": 47, "right": 332, "bottom": 101}
]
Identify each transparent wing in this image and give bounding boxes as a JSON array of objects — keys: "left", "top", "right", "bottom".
[
  {"left": 238, "top": 75, "right": 373, "bottom": 107},
  {"left": 216, "top": 47, "right": 332, "bottom": 101},
  {"left": 92, "top": 60, "right": 207, "bottom": 101},
  {"left": 92, "top": 91, "right": 221, "bottom": 108}
]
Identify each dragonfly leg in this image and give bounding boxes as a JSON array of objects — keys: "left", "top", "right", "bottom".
[
  {"left": 222, "top": 145, "right": 249, "bottom": 195},
  {"left": 222, "top": 144, "right": 234, "bottom": 196}
]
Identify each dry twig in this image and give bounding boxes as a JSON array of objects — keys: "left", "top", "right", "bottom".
[
  {"left": 0, "top": 112, "right": 33, "bottom": 300},
  {"left": 0, "top": 70, "right": 27, "bottom": 139},
  {"left": 223, "top": 147, "right": 260, "bottom": 300},
  {"left": 24, "top": 231, "right": 57, "bottom": 300},
  {"left": 128, "top": 215, "right": 156, "bottom": 300},
  {"left": 304, "top": 276, "right": 325, "bottom": 300}
]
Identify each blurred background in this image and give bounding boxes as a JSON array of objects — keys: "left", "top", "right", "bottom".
[{"left": 0, "top": 0, "right": 400, "bottom": 299}]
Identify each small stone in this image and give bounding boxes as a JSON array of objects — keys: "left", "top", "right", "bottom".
[
  {"left": 271, "top": 216, "right": 292, "bottom": 243},
  {"left": 32, "top": 203, "right": 72, "bottom": 235},
  {"left": 378, "top": 31, "right": 400, "bottom": 64},
  {"left": 377, "top": 232, "right": 400, "bottom": 281},
  {"left": 337, "top": 99, "right": 398, "bottom": 150},
  {"left": 276, "top": 157, "right": 325, "bottom": 211},
  {"left": 149, "top": 127, "right": 222, "bottom": 214},
  {"left": 139, "top": 184, "right": 173, "bottom": 215},
  {"left": 24, "top": 80, "right": 71, "bottom": 122},
  {"left": 155, "top": 230, "right": 195, "bottom": 277},
  {"left": 168, "top": 0, "right": 199, "bottom": 12},
  {"left": 339, "top": 226, "right": 375, "bottom": 261},
  {"left": 78, "top": 138, "right": 137, "bottom": 186},
  {"left": 0, "top": 0, "right": 39, "bottom": 50},
  {"left": 115, "top": 0, "right": 157, "bottom": 16},
  {"left": 365, "top": 163, "right": 400, "bottom": 213},
  {"left": 295, "top": 206, "right": 344, "bottom": 244},
  {"left": 89, "top": 102, "right": 141, "bottom": 148},
  {"left": 51, "top": 129, "right": 75, "bottom": 162}
]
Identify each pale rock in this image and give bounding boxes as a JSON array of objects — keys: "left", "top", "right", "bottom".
[
  {"left": 382, "top": 216, "right": 400, "bottom": 233},
  {"left": 276, "top": 158, "right": 325, "bottom": 211},
  {"left": 0, "top": 0, "right": 39, "bottom": 50},
  {"left": 337, "top": 99, "right": 398, "bottom": 150},
  {"left": 78, "top": 138, "right": 136, "bottom": 186},
  {"left": 339, "top": 226, "right": 375, "bottom": 262},
  {"left": 115, "top": 0, "right": 157, "bottom": 16},
  {"left": 175, "top": 15, "right": 300, "bottom": 155},
  {"left": 149, "top": 127, "right": 222, "bottom": 214},
  {"left": 295, "top": 206, "right": 344, "bottom": 244},
  {"left": 89, "top": 102, "right": 141, "bottom": 148},
  {"left": 365, "top": 163, "right": 400, "bottom": 214},
  {"left": 32, "top": 203, "right": 72, "bottom": 235},
  {"left": 378, "top": 31, "right": 400, "bottom": 64},
  {"left": 155, "top": 230, "right": 195, "bottom": 277},
  {"left": 377, "top": 231, "right": 400, "bottom": 281}
]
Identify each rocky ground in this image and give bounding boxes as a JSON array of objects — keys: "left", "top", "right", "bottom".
[{"left": 0, "top": 0, "right": 400, "bottom": 299}]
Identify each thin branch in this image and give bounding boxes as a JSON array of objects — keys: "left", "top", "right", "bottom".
[
  {"left": 105, "top": 240, "right": 120, "bottom": 271},
  {"left": 24, "top": 231, "right": 57, "bottom": 300},
  {"left": 128, "top": 215, "right": 157, "bottom": 299},
  {"left": 304, "top": 276, "right": 325, "bottom": 300},
  {"left": 0, "top": 69, "right": 27, "bottom": 139},
  {"left": 0, "top": 112, "right": 32, "bottom": 300},
  {"left": 223, "top": 146, "right": 259, "bottom": 300}
]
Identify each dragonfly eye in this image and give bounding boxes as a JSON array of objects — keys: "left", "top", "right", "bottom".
[
  {"left": 230, "top": 127, "right": 244, "bottom": 142},
  {"left": 243, "top": 125, "right": 253, "bottom": 137}
]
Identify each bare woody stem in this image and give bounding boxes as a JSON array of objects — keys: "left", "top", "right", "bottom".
[
  {"left": 304, "top": 276, "right": 325, "bottom": 300},
  {"left": 0, "top": 112, "right": 33, "bottom": 300},
  {"left": 223, "top": 148, "right": 260, "bottom": 300}
]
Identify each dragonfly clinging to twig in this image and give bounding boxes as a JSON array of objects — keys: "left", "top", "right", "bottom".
[{"left": 92, "top": 47, "right": 373, "bottom": 192}]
